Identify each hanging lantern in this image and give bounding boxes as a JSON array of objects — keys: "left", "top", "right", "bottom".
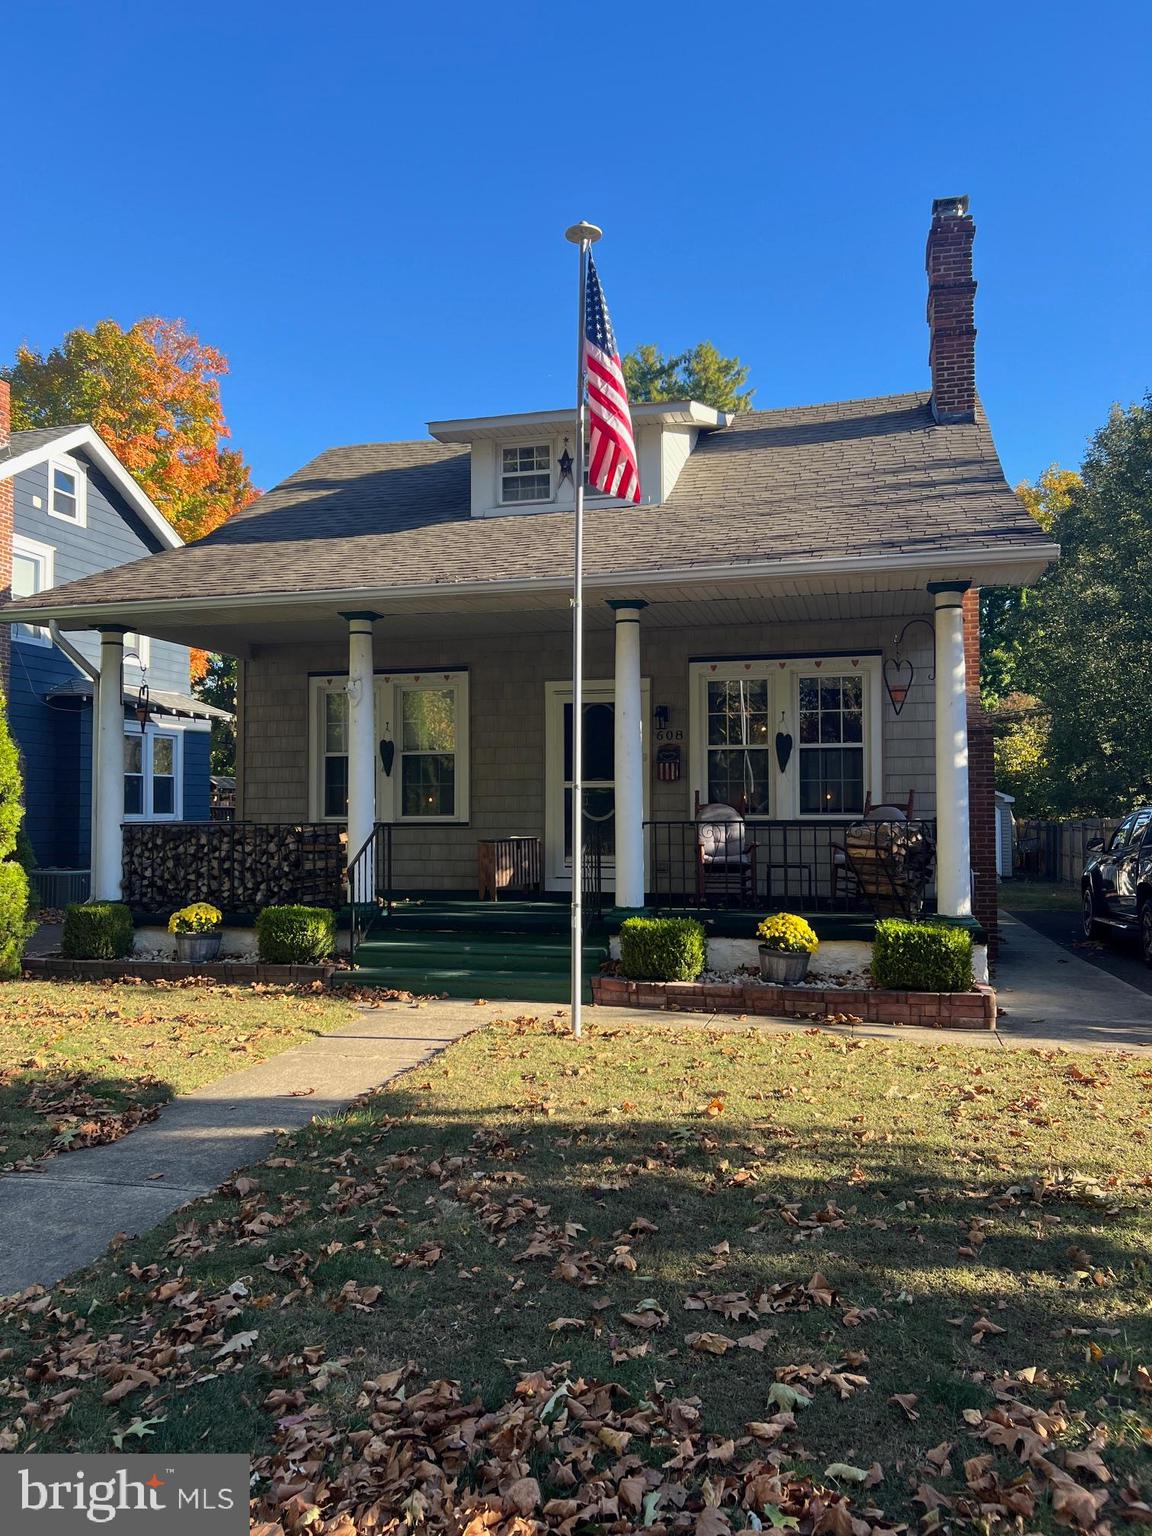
[{"left": 884, "top": 618, "right": 936, "bottom": 716}]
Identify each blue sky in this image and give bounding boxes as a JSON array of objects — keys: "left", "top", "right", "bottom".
[{"left": 4, "top": 2, "right": 1149, "bottom": 492}]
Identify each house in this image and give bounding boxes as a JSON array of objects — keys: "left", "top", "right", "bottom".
[
  {"left": 0, "top": 393, "right": 227, "bottom": 901},
  {"left": 0, "top": 198, "right": 1058, "bottom": 993}
]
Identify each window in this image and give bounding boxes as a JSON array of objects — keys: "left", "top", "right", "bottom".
[
  {"left": 123, "top": 632, "right": 151, "bottom": 672},
  {"left": 690, "top": 657, "right": 881, "bottom": 820},
  {"left": 11, "top": 536, "right": 54, "bottom": 645},
  {"left": 797, "top": 674, "right": 865, "bottom": 815},
  {"left": 501, "top": 443, "right": 551, "bottom": 503},
  {"left": 48, "top": 459, "right": 86, "bottom": 525},
  {"left": 400, "top": 686, "right": 457, "bottom": 817},
  {"left": 705, "top": 678, "right": 772, "bottom": 814},
  {"left": 321, "top": 689, "right": 350, "bottom": 819},
  {"left": 310, "top": 671, "right": 470, "bottom": 823},
  {"left": 123, "top": 730, "right": 181, "bottom": 819}
]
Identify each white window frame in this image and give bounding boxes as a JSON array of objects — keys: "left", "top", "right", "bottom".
[
  {"left": 308, "top": 671, "right": 470, "bottom": 825},
  {"left": 123, "top": 632, "right": 151, "bottom": 673},
  {"left": 688, "top": 655, "right": 883, "bottom": 821},
  {"left": 498, "top": 442, "right": 553, "bottom": 506},
  {"left": 47, "top": 457, "right": 88, "bottom": 527},
  {"left": 11, "top": 535, "right": 55, "bottom": 646},
  {"left": 122, "top": 724, "right": 182, "bottom": 821}
]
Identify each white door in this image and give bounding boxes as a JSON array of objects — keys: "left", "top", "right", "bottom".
[{"left": 544, "top": 679, "right": 650, "bottom": 892}]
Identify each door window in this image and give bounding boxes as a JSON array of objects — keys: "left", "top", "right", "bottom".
[{"left": 563, "top": 700, "right": 616, "bottom": 858}]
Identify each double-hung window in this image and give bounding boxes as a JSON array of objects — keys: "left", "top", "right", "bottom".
[
  {"left": 691, "top": 657, "right": 881, "bottom": 819},
  {"left": 48, "top": 460, "right": 86, "bottom": 525},
  {"left": 310, "top": 671, "right": 470, "bottom": 823},
  {"left": 124, "top": 730, "right": 180, "bottom": 819},
  {"left": 797, "top": 674, "right": 865, "bottom": 814},
  {"left": 500, "top": 444, "right": 551, "bottom": 503},
  {"left": 11, "top": 536, "right": 54, "bottom": 645}
]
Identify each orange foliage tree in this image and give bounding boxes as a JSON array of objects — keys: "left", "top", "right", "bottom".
[{"left": 5, "top": 317, "right": 259, "bottom": 679}]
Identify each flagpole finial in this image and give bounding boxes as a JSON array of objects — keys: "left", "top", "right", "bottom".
[{"left": 565, "top": 221, "right": 602, "bottom": 245}]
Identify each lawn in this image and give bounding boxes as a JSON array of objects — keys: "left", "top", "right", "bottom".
[
  {"left": 1001, "top": 881, "right": 1083, "bottom": 912},
  {"left": 0, "top": 980, "right": 366, "bottom": 1170},
  {"left": 1, "top": 1016, "right": 1149, "bottom": 1536}
]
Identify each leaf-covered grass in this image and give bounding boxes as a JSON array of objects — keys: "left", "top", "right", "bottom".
[
  {"left": 1001, "top": 881, "right": 1083, "bottom": 912},
  {"left": 2, "top": 1017, "right": 1149, "bottom": 1533},
  {"left": 0, "top": 980, "right": 364, "bottom": 1169}
]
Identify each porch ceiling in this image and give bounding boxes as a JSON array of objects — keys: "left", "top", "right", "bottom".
[{"left": 43, "top": 561, "right": 1022, "bottom": 654}]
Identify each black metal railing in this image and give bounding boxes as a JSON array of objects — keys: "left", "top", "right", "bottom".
[
  {"left": 582, "top": 820, "right": 606, "bottom": 925},
  {"left": 347, "top": 823, "right": 394, "bottom": 954},
  {"left": 643, "top": 817, "right": 937, "bottom": 916}
]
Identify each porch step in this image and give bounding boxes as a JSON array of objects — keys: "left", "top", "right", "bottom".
[
  {"left": 337, "top": 966, "right": 591, "bottom": 1004},
  {"left": 354, "top": 936, "right": 605, "bottom": 971},
  {"left": 346, "top": 907, "right": 606, "bottom": 1002}
]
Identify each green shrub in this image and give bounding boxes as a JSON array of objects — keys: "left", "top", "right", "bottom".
[
  {"left": 61, "top": 902, "right": 135, "bottom": 961},
  {"left": 256, "top": 905, "right": 336, "bottom": 964},
  {"left": 872, "top": 919, "right": 973, "bottom": 992},
  {"left": 619, "top": 916, "right": 707, "bottom": 981},
  {"left": 0, "top": 862, "right": 34, "bottom": 979}
]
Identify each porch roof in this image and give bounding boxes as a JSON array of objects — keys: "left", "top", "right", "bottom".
[{"left": 2, "top": 390, "right": 1056, "bottom": 648}]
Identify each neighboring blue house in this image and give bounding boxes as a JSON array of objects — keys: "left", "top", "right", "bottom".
[{"left": 0, "top": 410, "right": 225, "bottom": 889}]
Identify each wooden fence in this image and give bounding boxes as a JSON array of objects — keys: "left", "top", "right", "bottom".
[{"left": 1013, "top": 817, "right": 1122, "bottom": 884}]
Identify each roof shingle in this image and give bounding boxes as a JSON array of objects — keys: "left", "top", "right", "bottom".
[{"left": 2, "top": 391, "right": 1049, "bottom": 613}]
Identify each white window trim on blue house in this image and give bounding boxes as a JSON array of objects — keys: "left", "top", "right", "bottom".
[
  {"left": 11, "top": 535, "right": 55, "bottom": 646},
  {"left": 47, "top": 458, "right": 88, "bottom": 528},
  {"left": 123, "top": 723, "right": 183, "bottom": 821}
]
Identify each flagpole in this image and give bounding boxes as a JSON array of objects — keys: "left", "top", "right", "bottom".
[{"left": 564, "top": 219, "right": 602, "bottom": 1040}]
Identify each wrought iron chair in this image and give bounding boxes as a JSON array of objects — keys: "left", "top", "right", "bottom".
[{"left": 695, "top": 797, "right": 758, "bottom": 906}]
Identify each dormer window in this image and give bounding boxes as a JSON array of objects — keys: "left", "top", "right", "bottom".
[
  {"left": 48, "top": 459, "right": 86, "bottom": 526},
  {"left": 500, "top": 444, "right": 551, "bottom": 504}
]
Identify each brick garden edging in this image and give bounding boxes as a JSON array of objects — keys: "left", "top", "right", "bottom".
[
  {"left": 24, "top": 956, "right": 336, "bottom": 986},
  {"left": 591, "top": 974, "right": 997, "bottom": 1030}
]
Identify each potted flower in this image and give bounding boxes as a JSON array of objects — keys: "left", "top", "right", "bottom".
[
  {"left": 168, "top": 902, "right": 224, "bottom": 964},
  {"left": 756, "top": 913, "right": 819, "bottom": 984}
]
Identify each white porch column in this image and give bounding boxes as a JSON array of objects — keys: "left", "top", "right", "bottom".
[
  {"left": 93, "top": 628, "right": 126, "bottom": 901},
  {"left": 929, "top": 581, "right": 972, "bottom": 918},
  {"left": 608, "top": 599, "right": 647, "bottom": 910},
  {"left": 341, "top": 613, "right": 378, "bottom": 896}
]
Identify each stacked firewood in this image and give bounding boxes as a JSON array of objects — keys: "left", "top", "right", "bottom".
[{"left": 122, "top": 822, "right": 345, "bottom": 912}]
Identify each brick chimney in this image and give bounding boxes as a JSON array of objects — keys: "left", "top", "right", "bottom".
[
  {"left": 925, "top": 195, "right": 977, "bottom": 424},
  {"left": 0, "top": 380, "right": 12, "bottom": 692}
]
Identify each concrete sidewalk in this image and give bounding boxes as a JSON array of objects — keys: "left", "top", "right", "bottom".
[{"left": 0, "top": 1001, "right": 486, "bottom": 1296}]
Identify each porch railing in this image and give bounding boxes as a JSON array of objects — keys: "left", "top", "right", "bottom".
[
  {"left": 643, "top": 818, "right": 938, "bottom": 916},
  {"left": 347, "top": 823, "right": 395, "bottom": 954},
  {"left": 122, "top": 821, "right": 345, "bottom": 913},
  {"left": 582, "top": 820, "right": 606, "bottom": 926}
]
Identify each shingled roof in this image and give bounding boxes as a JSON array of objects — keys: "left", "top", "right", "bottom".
[
  {"left": 3, "top": 391, "right": 1050, "bottom": 615},
  {"left": 0, "top": 425, "right": 87, "bottom": 462}
]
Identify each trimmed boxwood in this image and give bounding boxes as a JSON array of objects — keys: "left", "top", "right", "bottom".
[
  {"left": 619, "top": 916, "right": 707, "bottom": 982},
  {"left": 255, "top": 905, "right": 336, "bottom": 964},
  {"left": 872, "top": 918, "right": 973, "bottom": 992},
  {"left": 62, "top": 901, "right": 135, "bottom": 961}
]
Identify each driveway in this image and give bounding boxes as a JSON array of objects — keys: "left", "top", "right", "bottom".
[
  {"left": 994, "top": 911, "right": 1152, "bottom": 1050},
  {"left": 1004, "top": 904, "right": 1152, "bottom": 998}
]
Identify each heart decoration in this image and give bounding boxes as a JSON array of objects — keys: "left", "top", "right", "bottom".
[
  {"left": 775, "top": 731, "right": 794, "bottom": 772},
  {"left": 883, "top": 657, "right": 914, "bottom": 716},
  {"left": 814, "top": 659, "right": 823, "bottom": 668},
  {"left": 379, "top": 736, "right": 396, "bottom": 776},
  {"left": 743, "top": 662, "right": 752, "bottom": 670},
  {"left": 709, "top": 663, "right": 718, "bottom": 672},
  {"left": 851, "top": 658, "right": 860, "bottom": 667}
]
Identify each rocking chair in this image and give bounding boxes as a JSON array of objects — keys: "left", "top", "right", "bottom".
[{"left": 694, "top": 794, "right": 758, "bottom": 906}]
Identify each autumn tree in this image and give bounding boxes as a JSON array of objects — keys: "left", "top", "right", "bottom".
[
  {"left": 623, "top": 341, "right": 755, "bottom": 413},
  {"left": 998, "top": 397, "right": 1152, "bottom": 814},
  {"left": 3, "top": 318, "right": 257, "bottom": 546},
  {"left": 980, "top": 465, "right": 1079, "bottom": 703},
  {"left": 193, "top": 653, "right": 238, "bottom": 775}
]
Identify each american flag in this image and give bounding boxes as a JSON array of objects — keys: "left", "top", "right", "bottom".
[{"left": 584, "top": 254, "right": 641, "bottom": 503}]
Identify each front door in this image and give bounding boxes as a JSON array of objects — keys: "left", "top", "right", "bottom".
[{"left": 544, "top": 679, "right": 649, "bottom": 891}]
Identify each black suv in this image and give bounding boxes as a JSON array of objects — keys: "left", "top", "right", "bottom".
[{"left": 1081, "top": 807, "right": 1152, "bottom": 965}]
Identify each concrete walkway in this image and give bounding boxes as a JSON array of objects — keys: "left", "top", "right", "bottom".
[
  {"left": 992, "top": 911, "right": 1152, "bottom": 1050},
  {"left": 0, "top": 1002, "right": 483, "bottom": 1296}
]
